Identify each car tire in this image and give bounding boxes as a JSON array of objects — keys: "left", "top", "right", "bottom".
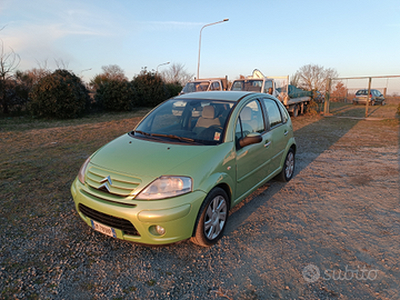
[
  {"left": 191, "top": 187, "right": 229, "bottom": 247},
  {"left": 276, "top": 148, "right": 295, "bottom": 182},
  {"left": 292, "top": 105, "right": 299, "bottom": 117}
]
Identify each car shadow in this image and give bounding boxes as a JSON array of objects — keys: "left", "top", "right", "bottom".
[{"left": 225, "top": 115, "right": 361, "bottom": 235}]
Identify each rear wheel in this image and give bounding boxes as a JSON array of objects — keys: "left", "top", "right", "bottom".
[
  {"left": 191, "top": 187, "right": 229, "bottom": 247},
  {"left": 276, "top": 148, "right": 295, "bottom": 182},
  {"left": 292, "top": 105, "right": 299, "bottom": 117}
]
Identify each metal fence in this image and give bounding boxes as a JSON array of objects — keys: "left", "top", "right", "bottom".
[{"left": 324, "top": 75, "right": 400, "bottom": 117}]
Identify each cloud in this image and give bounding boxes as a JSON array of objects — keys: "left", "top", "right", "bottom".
[{"left": 134, "top": 20, "right": 203, "bottom": 32}]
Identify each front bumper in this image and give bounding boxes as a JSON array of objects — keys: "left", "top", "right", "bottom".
[{"left": 71, "top": 177, "right": 207, "bottom": 245}]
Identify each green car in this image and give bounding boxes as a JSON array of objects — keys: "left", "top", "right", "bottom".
[{"left": 71, "top": 91, "right": 296, "bottom": 247}]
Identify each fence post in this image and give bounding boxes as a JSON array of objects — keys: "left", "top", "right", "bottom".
[
  {"left": 365, "top": 77, "right": 372, "bottom": 118},
  {"left": 324, "top": 78, "right": 332, "bottom": 115}
]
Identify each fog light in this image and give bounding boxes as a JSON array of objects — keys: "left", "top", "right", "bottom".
[{"left": 155, "top": 225, "right": 165, "bottom": 235}]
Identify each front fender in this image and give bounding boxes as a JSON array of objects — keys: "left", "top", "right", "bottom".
[{"left": 196, "top": 171, "right": 235, "bottom": 203}]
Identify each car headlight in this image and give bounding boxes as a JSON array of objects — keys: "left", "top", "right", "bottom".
[
  {"left": 78, "top": 157, "right": 91, "bottom": 184},
  {"left": 136, "top": 176, "right": 192, "bottom": 200}
]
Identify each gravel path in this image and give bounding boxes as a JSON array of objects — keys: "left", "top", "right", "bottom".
[{"left": 1, "top": 114, "right": 399, "bottom": 299}]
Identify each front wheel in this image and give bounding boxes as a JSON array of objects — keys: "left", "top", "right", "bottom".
[
  {"left": 191, "top": 187, "right": 229, "bottom": 247},
  {"left": 276, "top": 148, "right": 295, "bottom": 182}
]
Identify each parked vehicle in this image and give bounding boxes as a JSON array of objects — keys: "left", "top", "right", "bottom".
[
  {"left": 71, "top": 91, "right": 296, "bottom": 247},
  {"left": 353, "top": 89, "right": 385, "bottom": 105},
  {"left": 230, "top": 69, "right": 311, "bottom": 117},
  {"left": 180, "top": 76, "right": 228, "bottom": 94}
]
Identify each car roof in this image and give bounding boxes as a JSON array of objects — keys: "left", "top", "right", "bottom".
[
  {"left": 357, "top": 89, "right": 379, "bottom": 92},
  {"left": 173, "top": 91, "right": 257, "bottom": 102}
]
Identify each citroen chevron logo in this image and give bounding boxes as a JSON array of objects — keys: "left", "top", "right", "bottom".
[{"left": 99, "top": 176, "right": 112, "bottom": 193}]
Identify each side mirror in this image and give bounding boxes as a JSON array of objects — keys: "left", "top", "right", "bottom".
[{"left": 239, "top": 132, "right": 262, "bottom": 148}]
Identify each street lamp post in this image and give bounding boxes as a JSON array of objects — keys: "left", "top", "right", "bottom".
[
  {"left": 157, "top": 61, "right": 170, "bottom": 73},
  {"left": 197, "top": 18, "right": 229, "bottom": 79}
]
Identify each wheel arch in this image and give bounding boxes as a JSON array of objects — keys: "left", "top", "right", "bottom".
[{"left": 191, "top": 183, "right": 232, "bottom": 238}]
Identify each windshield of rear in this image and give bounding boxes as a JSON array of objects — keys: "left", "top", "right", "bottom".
[
  {"left": 231, "top": 80, "right": 263, "bottom": 92},
  {"left": 134, "top": 98, "right": 235, "bottom": 145},
  {"left": 182, "top": 81, "right": 210, "bottom": 93},
  {"left": 356, "top": 90, "right": 368, "bottom": 96}
]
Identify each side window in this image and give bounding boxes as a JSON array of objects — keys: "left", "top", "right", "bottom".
[
  {"left": 236, "top": 100, "right": 265, "bottom": 139},
  {"left": 263, "top": 98, "right": 283, "bottom": 128},
  {"left": 278, "top": 101, "right": 289, "bottom": 123}
]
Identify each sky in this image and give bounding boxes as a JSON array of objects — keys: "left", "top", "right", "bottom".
[{"left": 1, "top": 0, "right": 400, "bottom": 92}]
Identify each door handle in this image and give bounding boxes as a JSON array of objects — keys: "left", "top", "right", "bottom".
[
  {"left": 264, "top": 141, "right": 271, "bottom": 147},
  {"left": 284, "top": 130, "right": 288, "bottom": 136}
]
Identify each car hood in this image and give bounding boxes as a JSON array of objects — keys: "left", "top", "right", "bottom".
[{"left": 89, "top": 133, "right": 216, "bottom": 181}]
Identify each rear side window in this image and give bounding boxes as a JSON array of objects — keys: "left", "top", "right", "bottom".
[{"left": 263, "top": 98, "right": 283, "bottom": 128}]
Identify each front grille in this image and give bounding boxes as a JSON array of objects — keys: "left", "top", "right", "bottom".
[
  {"left": 86, "top": 165, "right": 141, "bottom": 197},
  {"left": 79, "top": 204, "right": 140, "bottom": 236}
]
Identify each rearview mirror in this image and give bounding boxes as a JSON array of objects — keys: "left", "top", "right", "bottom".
[{"left": 239, "top": 133, "right": 262, "bottom": 148}]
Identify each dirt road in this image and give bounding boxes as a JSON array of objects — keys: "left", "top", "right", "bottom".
[{"left": 1, "top": 108, "right": 399, "bottom": 299}]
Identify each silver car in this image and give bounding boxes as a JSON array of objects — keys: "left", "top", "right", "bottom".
[{"left": 353, "top": 89, "right": 385, "bottom": 105}]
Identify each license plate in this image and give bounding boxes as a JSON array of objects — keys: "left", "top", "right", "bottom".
[{"left": 90, "top": 220, "right": 117, "bottom": 238}]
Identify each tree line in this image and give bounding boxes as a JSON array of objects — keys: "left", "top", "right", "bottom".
[
  {"left": 0, "top": 59, "right": 189, "bottom": 119},
  {"left": 1, "top": 37, "right": 346, "bottom": 119}
]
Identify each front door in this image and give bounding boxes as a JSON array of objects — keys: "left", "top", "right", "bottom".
[{"left": 235, "top": 99, "right": 271, "bottom": 201}]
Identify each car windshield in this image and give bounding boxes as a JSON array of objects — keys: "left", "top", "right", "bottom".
[
  {"left": 134, "top": 98, "right": 235, "bottom": 145},
  {"left": 182, "top": 82, "right": 210, "bottom": 93},
  {"left": 231, "top": 80, "right": 263, "bottom": 92}
]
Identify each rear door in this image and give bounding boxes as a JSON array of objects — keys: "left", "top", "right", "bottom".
[{"left": 261, "top": 97, "right": 291, "bottom": 174}]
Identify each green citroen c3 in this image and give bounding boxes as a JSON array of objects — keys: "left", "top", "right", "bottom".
[{"left": 71, "top": 91, "right": 296, "bottom": 247}]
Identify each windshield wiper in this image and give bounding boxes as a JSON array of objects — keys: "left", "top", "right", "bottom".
[
  {"left": 151, "top": 133, "right": 195, "bottom": 143},
  {"left": 134, "top": 130, "right": 151, "bottom": 136}
]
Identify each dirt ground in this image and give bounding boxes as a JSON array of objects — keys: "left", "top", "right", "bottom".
[
  {"left": 223, "top": 111, "right": 400, "bottom": 299},
  {"left": 1, "top": 103, "right": 399, "bottom": 299}
]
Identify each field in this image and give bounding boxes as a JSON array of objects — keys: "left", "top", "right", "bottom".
[{"left": 1, "top": 102, "right": 399, "bottom": 299}]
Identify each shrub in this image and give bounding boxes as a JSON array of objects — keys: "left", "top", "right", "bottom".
[
  {"left": 95, "top": 80, "right": 137, "bottom": 111},
  {"left": 133, "top": 69, "right": 168, "bottom": 107},
  {"left": 0, "top": 80, "right": 30, "bottom": 115},
  {"left": 165, "top": 82, "right": 182, "bottom": 98},
  {"left": 306, "top": 100, "right": 320, "bottom": 116},
  {"left": 29, "top": 70, "right": 89, "bottom": 119}
]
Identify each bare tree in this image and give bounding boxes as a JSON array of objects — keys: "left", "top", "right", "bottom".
[
  {"left": 0, "top": 40, "right": 21, "bottom": 114},
  {"left": 89, "top": 64, "right": 127, "bottom": 91},
  {"left": 100, "top": 64, "right": 127, "bottom": 81},
  {"left": 161, "top": 63, "right": 193, "bottom": 85},
  {"left": 54, "top": 58, "right": 70, "bottom": 70},
  {"left": 293, "top": 64, "right": 338, "bottom": 93},
  {"left": 15, "top": 67, "right": 51, "bottom": 88},
  {"left": 331, "top": 81, "right": 347, "bottom": 101}
]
